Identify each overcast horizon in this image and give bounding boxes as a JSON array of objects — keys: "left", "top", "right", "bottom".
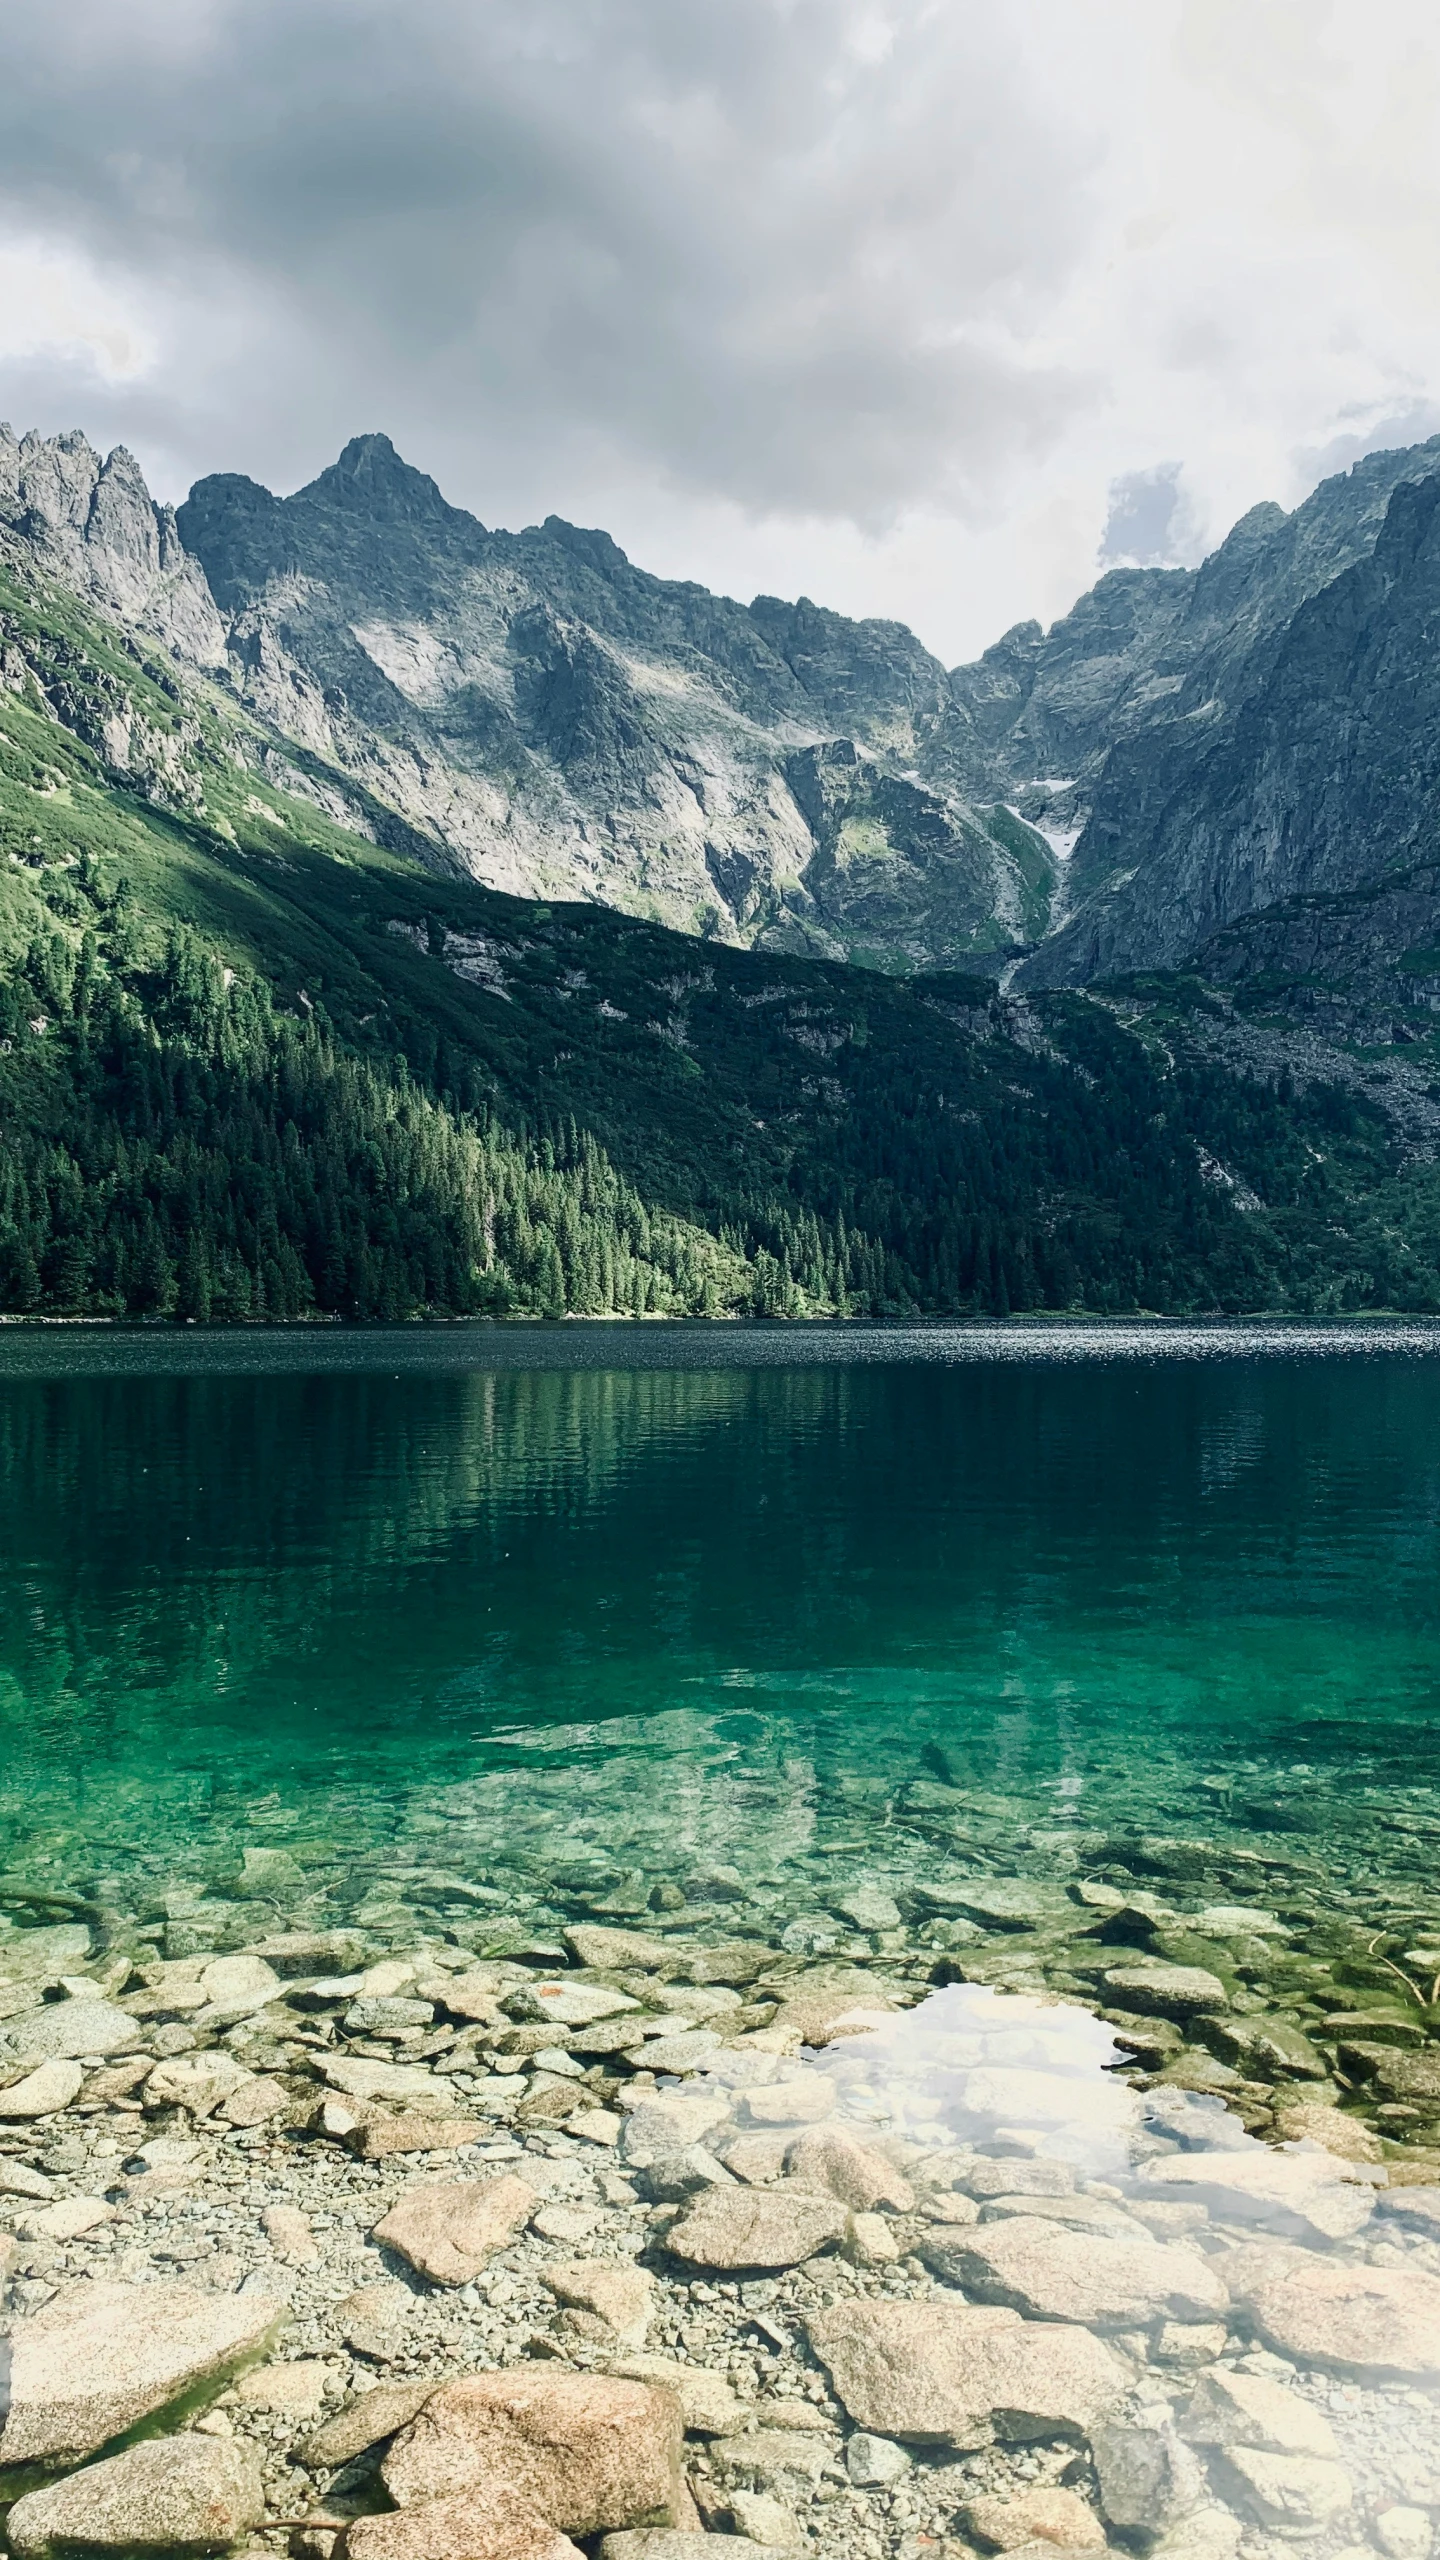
[{"left": 4, "top": 1, "right": 1440, "bottom": 663}]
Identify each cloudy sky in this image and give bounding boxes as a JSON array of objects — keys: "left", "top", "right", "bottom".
[{"left": 2, "top": 0, "right": 1439, "bottom": 661}]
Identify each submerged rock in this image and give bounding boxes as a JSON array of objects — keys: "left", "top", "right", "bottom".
[
  {"left": 143, "top": 2051, "right": 256, "bottom": 2117},
  {"left": 1200, "top": 2014, "right": 1328, "bottom": 2078},
  {"left": 5, "top": 2437, "right": 265, "bottom": 2557},
  {"left": 1102, "top": 1966, "right": 1229, "bottom": 2019},
  {"left": 784, "top": 2125, "right": 914, "bottom": 2211},
  {"left": 923, "top": 2215, "right": 1227, "bottom": 2327},
  {"left": 1091, "top": 2412, "right": 1207, "bottom": 2533},
  {"left": 0, "top": 2281, "right": 285, "bottom": 2468},
  {"left": 381, "top": 2369, "right": 687, "bottom": 2535},
  {"left": 1216, "top": 2447, "right": 1353, "bottom": 2531},
  {"left": 1182, "top": 2365, "right": 1338, "bottom": 2458},
  {"left": 807, "top": 2299, "right": 1128, "bottom": 2448},
  {"left": 371, "top": 2172, "right": 537, "bottom": 2286},
  {"left": 666, "top": 2183, "right": 848, "bottom": 2270},
  {"left": 1228, "top": 2252, "right": 1440, "bottom": 2378},
  {"left": 1139, "top": 2146, "right": 1377, "bottom": 2241}
]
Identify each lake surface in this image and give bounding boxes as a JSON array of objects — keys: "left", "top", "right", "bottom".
[
  {"left": 6, "top": 1322, "right": 1440, "bottom": 2538},
  {"left": 3, "top": 1323, "right": 1439, "bottom": 1965}
]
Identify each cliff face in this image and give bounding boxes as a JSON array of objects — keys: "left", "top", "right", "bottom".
[
  {"left": 0, "top": 425, "right": 227, "bottom": 669},
  {"left": 173, "top": 434, "right": 1051, "bottom": 968},
  {"left": 1011, "top": 440, "right": 1440, "bottom": 988},
  {"left": 12, "top": 414, "right": 1440, "bottom": 1005}
]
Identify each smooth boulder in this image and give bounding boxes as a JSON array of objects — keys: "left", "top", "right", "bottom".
[{"left": 0, "top": 2058, "right": 83, "bottom": 2120}]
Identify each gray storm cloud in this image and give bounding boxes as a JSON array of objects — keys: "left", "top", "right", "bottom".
[{"left": 0, "top": 0, "right": 1094, "bottom": 530}]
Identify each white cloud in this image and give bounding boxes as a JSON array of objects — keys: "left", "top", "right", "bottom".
[
  {"left": 0, "top": 238, "right": 157, "bottom": 384},
  {"left": 2, "top": 0, "right": 1440, "bottom": 659}
]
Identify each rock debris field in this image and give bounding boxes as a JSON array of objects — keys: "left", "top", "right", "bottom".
[{"left": 3, "top": 1848, "right": 1440, "bottom": 2560}]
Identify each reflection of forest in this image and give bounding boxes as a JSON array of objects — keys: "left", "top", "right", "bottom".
[{"left": 1, "top": 1351, "right": 1438, "bottom": 1838}]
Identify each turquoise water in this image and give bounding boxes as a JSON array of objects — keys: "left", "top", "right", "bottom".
[{"left": 2, "top": 1324, "right": 1439, "bottom": 1945}]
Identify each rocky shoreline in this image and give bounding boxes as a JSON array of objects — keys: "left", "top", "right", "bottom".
[{"left": 3, "top": 1860, "right": 1440, "bottom": 2560}]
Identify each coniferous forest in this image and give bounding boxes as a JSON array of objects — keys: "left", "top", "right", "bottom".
[{"left": 4, "top": 549, "right": 1440, "bottom": 1323}]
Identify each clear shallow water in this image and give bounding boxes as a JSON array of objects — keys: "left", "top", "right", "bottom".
[
  {"left": 2, "top": 1322, "right": 1440, "bottom": 1942},
  {"left": 4, "top": 1326, "right": 1440, "bottom": 2546}
]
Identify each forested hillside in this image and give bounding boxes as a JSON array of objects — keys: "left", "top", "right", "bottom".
[{"left": 5, "top": 530, "right": 1440, "bottom": 1322}]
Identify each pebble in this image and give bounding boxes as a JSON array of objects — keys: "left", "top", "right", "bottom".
[{"left": 4, "top": 1842, "right": 1440, "bottom": 2560}]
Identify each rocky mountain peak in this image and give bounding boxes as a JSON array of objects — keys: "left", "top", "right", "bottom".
[
  {"left": 309, "top": 432, "right": 464, "bottom": 527},
  {"left": 0, "top": 424, "right": 225, "bottom": 666}
]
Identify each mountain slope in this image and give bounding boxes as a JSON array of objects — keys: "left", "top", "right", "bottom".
[
  {"left": 7, "top": 517, "right": 1440, "bottom": 1319},
  {"left": 12, "top": 410, "right": 1440, "bottom": 1049},
  {"left": 1008, "top": 441, "right": 1440, "bottom": 985},
  {"left": 173, "top": 433, "right": 1052, "bottom": 971}
]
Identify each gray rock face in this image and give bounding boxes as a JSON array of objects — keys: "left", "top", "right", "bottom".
[
  {"left": 173, "top": 436, "right": 1053, "bottom": 969},
  {"left": 0, "top": 425, "right": 226, "bottom": 665},
  {"left": 1014, "top": 440, "right": 1440, "bottom": 990},
  {"left": 15, "top": 412, "right": 1440, "bottom": 1007},
  {"left": 5, "top": 2436, "right": 264, "bottom": 2556}
]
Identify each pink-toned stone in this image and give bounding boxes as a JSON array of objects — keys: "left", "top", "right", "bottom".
[
  {"left": 965, "top": 2485, "right": 1107, "bottom": 2550},
  {"left": 382, "top": 2369, "right": 686, "bottom": 2535},
  {"left": 785, "top": 2126, "right": 914, "bottom": 2212},
  {"left": 371, "top": 2174, "right": 536, "bottom": 2286},
  {"left": 346, "top": 2488, "right": 584, "bottom": 2560}
]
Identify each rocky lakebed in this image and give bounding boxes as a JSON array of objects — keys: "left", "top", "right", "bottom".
[{"left": 3, "top": 1813, "right": 1440, "bottom": 2560}]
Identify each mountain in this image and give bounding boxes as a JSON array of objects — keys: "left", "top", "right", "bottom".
[
  {"left": 173, "top": 433, "right": 1054, "bottom": 972},
  {"left": 1001, "top": 439, "right": 1440, "bottom": 989},
  {"left": 13, "top": 417, "right": 1440, "bottom": 1017},
  {"left": 7, "top": 498, "right": 1440, "bottom": 1321}
]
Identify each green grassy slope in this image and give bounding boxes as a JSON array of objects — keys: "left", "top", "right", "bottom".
[{"left": 2, "top": 542, "right": 1438, "bottom": 1321}]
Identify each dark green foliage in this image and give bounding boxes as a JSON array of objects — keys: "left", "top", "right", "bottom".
[{"left": 3, "top": 549, "right": 1440, "bottom": 1323}]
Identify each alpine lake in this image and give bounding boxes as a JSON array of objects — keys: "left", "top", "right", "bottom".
[{"left": 2, "top": 1323, "right": 1440, "bottom": 2560}]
